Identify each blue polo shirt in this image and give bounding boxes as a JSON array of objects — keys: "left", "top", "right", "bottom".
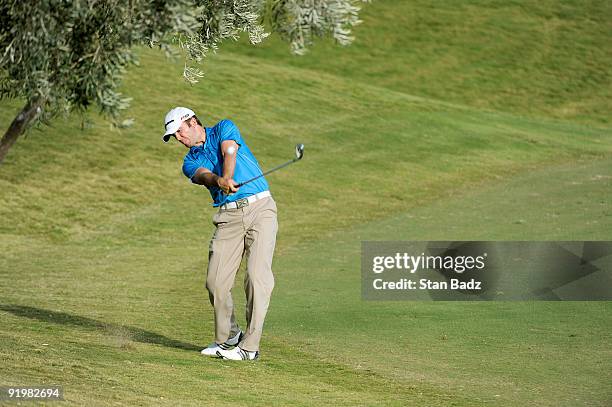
[{"left": 182, "top": 119, "right": 269, "bottom": 206}]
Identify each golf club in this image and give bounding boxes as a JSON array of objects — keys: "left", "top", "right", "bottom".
[{"left": 236, "top": 143, "right": 305, "bottom": 188}]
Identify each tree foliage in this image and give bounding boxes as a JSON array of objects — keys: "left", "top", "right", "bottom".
[
  {"left": 178, "top": 0, "right": 368, "bottom": 81},
  {"left": 0, "top": 0, "right": 369, "bottom": 163},
  {"left": 0, "top": 0, "right": 200, "bottom": 124}
]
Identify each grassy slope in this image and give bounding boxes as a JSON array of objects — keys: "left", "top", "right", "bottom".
[
  {"left": 228, "top": 0, "right": 612, "bottom": 125},
  {"left": 1, "top": 0, "right": 612, "bottom": 406}
]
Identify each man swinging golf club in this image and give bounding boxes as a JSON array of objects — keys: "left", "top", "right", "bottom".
[{"left": 161, "top": 106, "right": 279, "bottom": 361}]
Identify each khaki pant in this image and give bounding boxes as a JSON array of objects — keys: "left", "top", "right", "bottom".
[{"left": 206, "top": 196, "right": 277, "bottom": 351}]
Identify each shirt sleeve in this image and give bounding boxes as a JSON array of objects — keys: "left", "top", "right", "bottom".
[
  {"left": 218, "top": 119, "right": 243, "bottom": 146},
  {"left": 182, "top": 154, "right": 200, "bottom": 181}
]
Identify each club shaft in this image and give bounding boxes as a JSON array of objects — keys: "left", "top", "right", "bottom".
[{"left": 236, "top": 158, "right": 298, "bottom": 187}]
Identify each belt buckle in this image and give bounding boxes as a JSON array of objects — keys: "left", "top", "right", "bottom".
[{"left": 236, "top": 198, "right": 249, "bottom": 209}]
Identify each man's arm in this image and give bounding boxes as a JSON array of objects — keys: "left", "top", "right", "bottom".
[
  {"left": 220, "top": 140, "right": 239, "bottom": 180},
  {"left": 191, "top": 167, "right": 220, "bottom": 188},
  {"left": 191, "top": 140, "right": 240, "bottom": 194}
]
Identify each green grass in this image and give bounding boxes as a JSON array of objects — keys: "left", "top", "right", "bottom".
[
  {"left": 1, "top": 0, "right": 612, "bottom": 405},
  {"left": 228, "top": 0, "right": 612, "bottom": 125}
]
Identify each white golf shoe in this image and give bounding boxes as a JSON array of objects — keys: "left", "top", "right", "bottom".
[
  {"left": 200, "top": 330, "right": 243, "bottom": 357},
  {"left": 216, "top": 346, "right": 259, "bottom": 361}
]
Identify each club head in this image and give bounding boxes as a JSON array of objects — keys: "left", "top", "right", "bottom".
[{"left": 295, "top": 143, "right": 305, "bottom": 160}]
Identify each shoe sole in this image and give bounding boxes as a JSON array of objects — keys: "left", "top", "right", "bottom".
[
  {"left": 201, "top": 331, "right": 244, "bottom": 357},
  {"left": 215, "top": 349, "right": 259, "bottom": 361}
]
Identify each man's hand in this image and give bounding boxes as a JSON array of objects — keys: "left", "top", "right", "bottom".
[{"left": 217, "top": 177, "right": 239, "bottom": 194}]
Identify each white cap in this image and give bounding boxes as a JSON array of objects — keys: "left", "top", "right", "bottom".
[{"left": 162, "top": 107, "right": 195, "bottom": 142}]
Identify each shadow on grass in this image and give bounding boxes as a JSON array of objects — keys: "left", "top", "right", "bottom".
[{"left": 0, "top": 304, "right": 200, "bottom": 352}]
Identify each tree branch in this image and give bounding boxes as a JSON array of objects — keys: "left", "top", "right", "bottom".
[{"left": 0, "top": 99, "right": 42, "bottom": 164}]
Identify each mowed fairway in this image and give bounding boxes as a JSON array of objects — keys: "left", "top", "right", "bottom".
[{"left": 1, "top": 1, "right": 612, "bottom": 406}]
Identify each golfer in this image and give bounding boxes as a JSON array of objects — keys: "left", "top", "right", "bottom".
[{"left": 162, "top": 107, "right": 277, "bottom": 361}]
